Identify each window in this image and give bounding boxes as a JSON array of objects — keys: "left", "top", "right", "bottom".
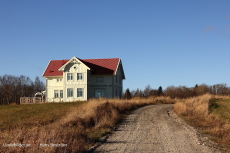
[
  {"left": 54, "top": 90, "right": 59, "bottom": 98},
  {"left": 67, "top": 88, "right": 73, "bottom": 97},
  {"left": 60, "top": 90, "right": 63, "bottom": 98},
  {"left": 77, "top": 88, "right": 83, "bottom": 97},
  {"left": 57, "top": 79, "right": 62, "bottom": 82},
  {"left": 95, "top": 89, "right": 105, "bottom": 98},
  {"left": 96, "top": 77, "right": 104, "bottom": 82},
  {"left": 77, "top": 73, "right": 83, "bottom": 80},
  {"left": 67, "top": 73, "right": 73, "bottom": 81},
  {"left": 54, "top": 90, "right": 63, "bottom": 98}
]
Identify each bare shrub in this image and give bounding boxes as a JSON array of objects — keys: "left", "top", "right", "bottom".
[{"left": 174, "top": 102, "right": 187, "bottom": 115}]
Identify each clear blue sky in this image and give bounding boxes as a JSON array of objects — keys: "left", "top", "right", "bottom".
[{"left": 1, "top": 0, "right": 230, "bottom": 91}]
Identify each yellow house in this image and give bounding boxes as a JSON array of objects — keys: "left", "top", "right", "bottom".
[{"left": 42, "top": 57, "right": 125, "bottom": 102}]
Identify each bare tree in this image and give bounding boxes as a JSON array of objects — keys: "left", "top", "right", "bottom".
[
  {"left": 0, "top": 75, "right": 45, "bottom": 105},
  {"left": 143, "top": 85, "right": 152, "bottom": 97},
  {"left": 34, "top": 76, "right": 45, "bottom": 93},
  {"left": 131, "top": 88, "right": 144, "bottom": 98}
]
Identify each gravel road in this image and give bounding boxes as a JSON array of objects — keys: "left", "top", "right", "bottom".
[{"left": 94, "top": 104, "right": 220, "bottom": 153}]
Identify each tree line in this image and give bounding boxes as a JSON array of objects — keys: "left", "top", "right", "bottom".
[
  {"left": 1, "top": 73, "right": 229, "bottom": 104},
  {"left": 0, "top": 74, "right": 45, "bottom": 105},
  {"left": 123, "top": 83, "right": 230, "bottom": 99}
]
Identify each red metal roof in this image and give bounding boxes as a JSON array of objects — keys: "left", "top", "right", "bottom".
[{"left": 43, "top": 58, "right": 120, "bottom": 77}]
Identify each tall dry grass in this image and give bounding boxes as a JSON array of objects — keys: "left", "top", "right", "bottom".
[
  {"left": 174, "top": 94, "right": 230, "bottom": 151},
  {"left": 0, "top": 97, "right": 175, "bottom": 153}
]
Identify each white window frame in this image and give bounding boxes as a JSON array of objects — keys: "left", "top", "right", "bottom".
[
  {"left": 67, "top": 73, "right": 73, "bottom": 81},
  {"left": 54, "top": 90, "right": 59, "bottom": 98},
  {"left": 60, "top": 90, "right": 63, "bottom": 98},
  {"left": 77, "top": 73, "right": 83, "bottom": 81},
  {"left": 77, "top": 88, "right": 83, "bottom": 97},
  {"left": 67, "top": 88, "right": 73, "bottom": 97},
  {"left": 54, "top": 90, "right": 63, "bottom": 98},
  {"left": 57, "top": 79, "right": 62, "bottom": 82}
]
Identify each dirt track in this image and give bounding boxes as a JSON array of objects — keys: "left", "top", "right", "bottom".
[{"left": 94, "top": 104, "right": 220, "bottom": 153}]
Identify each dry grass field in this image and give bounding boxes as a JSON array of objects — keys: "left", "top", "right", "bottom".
[
  {"left": 2, "top": 95, "right": 229, "bottom": 152},
  {"left": 0, "top": 97, "right": 175, "bottom": 153},
  {"left": 0, "top": 102, "right": 85, "bottom": 131},
  {"left": 174, "top": 94, "right": 230, "bottom": 152}
]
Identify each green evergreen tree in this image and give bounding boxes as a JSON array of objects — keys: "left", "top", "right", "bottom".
[
  {"left": 157, "top": 86, "right": 164, "bottom": 96},
  {"left": 123, "top": 88, "right": 132, "bottom": 99}
]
